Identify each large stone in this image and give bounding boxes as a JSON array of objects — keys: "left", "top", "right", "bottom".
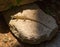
[
  {"left": 3, "top": 3, "right": 58, "bottom": 44},
  {"left": 0, "top": 0, "right": 36, "bottom": 11}
]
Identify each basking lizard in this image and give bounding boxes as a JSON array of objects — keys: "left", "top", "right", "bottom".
[
  {"left": 11, "top": 15, "right": 40, "bottom": 22},
  {"left": 11, "top": 16, "right": 52, "bottom": 29}
]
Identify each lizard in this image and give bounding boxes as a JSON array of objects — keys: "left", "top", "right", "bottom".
[{"left": 11, "top": 15, "right": 52, "bottom": 29}]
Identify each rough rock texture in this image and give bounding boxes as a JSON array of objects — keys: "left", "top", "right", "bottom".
[
  {"left": 3, "top": 3, "right": 58, "bottom": 44},
  {"left": 0, "top": 0, "right": 36, "bottom": 12}
]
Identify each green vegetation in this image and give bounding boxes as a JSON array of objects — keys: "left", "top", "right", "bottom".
[{"left": 16, "top": 0, "right": 22, "bottom": 4}]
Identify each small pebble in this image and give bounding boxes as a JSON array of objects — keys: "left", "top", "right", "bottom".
[
  {"left": 4, "top": 34, "right": 8, "bottom": 36},
  {"left": 2, "top": 37, "right": 9, "bottom": 43}
]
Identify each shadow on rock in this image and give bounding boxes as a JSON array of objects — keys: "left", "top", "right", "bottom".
[{"left": 0, "top": 13, "right": 9, "bottom": 33}]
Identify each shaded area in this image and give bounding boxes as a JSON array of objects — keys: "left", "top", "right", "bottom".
[
  {"left": 36, "top": 0, "right": 60, "bottom": 29},
  {"left": 0, "top": 13, "right": 9, "bottom": 33}
]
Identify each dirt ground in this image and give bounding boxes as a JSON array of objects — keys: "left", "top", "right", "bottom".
[
  {"left": 0, "top": 0, "right": 60, "bottom": 47},
  {"left": 0, "top": 15, "right": 19, "bottom": 47}
]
